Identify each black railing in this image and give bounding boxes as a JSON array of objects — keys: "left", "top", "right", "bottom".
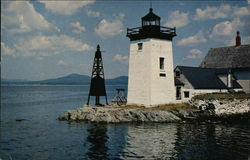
[
  {"left": 127, "top": 26, "right": 176, "bottom": 36},
  {"left": 127, "top": 27, "right": 141, "bottom": 35}
]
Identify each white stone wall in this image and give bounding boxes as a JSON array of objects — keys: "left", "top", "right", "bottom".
[{"left": 127, "top": 38, "right": 175, "bottom": 106}]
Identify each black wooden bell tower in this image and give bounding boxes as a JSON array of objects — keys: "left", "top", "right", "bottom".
[{"left": 87, "top": 45, "right": 108, "bottom": 106}]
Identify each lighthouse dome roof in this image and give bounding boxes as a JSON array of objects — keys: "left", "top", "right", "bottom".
[{"left": 141, "top": 8, "right": 160, "bottom": 20}]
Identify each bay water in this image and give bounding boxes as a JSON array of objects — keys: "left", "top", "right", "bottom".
[{"left": 1, "top": 85, "right": 250, "bottom": 160}]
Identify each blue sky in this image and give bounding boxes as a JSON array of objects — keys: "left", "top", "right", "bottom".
[{"left": 1, "top": 0, "right": 250, "bottom": 80}]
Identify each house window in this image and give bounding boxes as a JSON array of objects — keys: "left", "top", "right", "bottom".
[
  {"left": 176, "top": 71, "right": 180, "bottom": 77},
  {"left": 138, "top": 43, "right": 143, "bottom": 50},
  {"left": 159, "top": 57, "right": 164, "bottom": 70},
  {"left": 160, "top": 73, "right": 166, "bottom": 77},
  {"left": 184, "top": 91, "right": 189, "bottom": 98}
]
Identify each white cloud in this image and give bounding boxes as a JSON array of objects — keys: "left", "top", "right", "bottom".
[
  {"left": 1, "top": 42, "right": 16, "bottom": 57},
  {"left": 184, "top": 49, "right": 203, "bottom": 59},
  {"left": 13, "top": 34, "right": 93, "bottom": 57},
  {"left": 87, "top": 10, "right": 100, "bottom": 17},
  {"left": 22, "top": 52, "right": 49, "bottom": 58},
  {"left": 194, "top": 4, "right": 250, "bottom": 21},
  {"left": 242, "top": 36, "right": 250, "bottom": 44},
  {"left": 190, "top": 49, "right": 203, "bottom": 55},
  {"left": 113, "top": 54, "right": 128, "bottom": 63},
  {"left": 2, "top": 1, "right": 57, "bottom": 34},
  {"left": 233, "top": 7, "right": 250, "bottom": 17},
  {"left": 177, "top": 31, "right": 207, "bottom": 46},
  {"left": 209, "top": 18, "right": 245, "bottom": 43},
  {"left": 194, "top": 4, "right": 231, "bottom": 20},
  {"left": 57, "top": 60, "right": 66, "bottom": 65},
  {"left": 184, "top": 55, "right": 199, "bottom": 59},
  {"left": 193, "top": 4, "right": 249, "bottom": 45},
  {"left": 71, "top": 21, "right": 86, "bottom": 34},
  {"left": 39, "top": 1, "right": 95, "bottom": 15},
  {"left": 165, "top": 11, "right": 189, "bottom": 28},
  {"left": 95, "top": 14, "right": 124, "bottom": 38}
]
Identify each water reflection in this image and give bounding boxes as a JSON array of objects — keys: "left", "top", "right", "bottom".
[
  {"left": 172, "top": 123, "right": 218, "bottom": 160},
  {"left": 86, "top": 124, "right": 109, "bottom": 160},
  {"left": 172, "top": 123, "right": 250, "bottom": 160},
  {"left": 85, "top": 123, "right": 128, "bottom": 160},
  {"left": 106, "top": 124, "right": 127, "bottom": 159},
  {"left": 84, "top": 123, "right": 250, "bottom": 160},
  {"left": 121, "top": 123, "right": 177, "bottom": 159}
]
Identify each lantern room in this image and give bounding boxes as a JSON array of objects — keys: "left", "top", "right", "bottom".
[
  {"left": 141, "top": 8, "right": 160, "bottom": 26},
  {"left": 127, "top": 8, "right": 176, "bottom": 41}
]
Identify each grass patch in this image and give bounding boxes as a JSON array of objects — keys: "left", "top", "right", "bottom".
[
  {"left": 193, "top": 92, "right": 250, "bottom": 100},
  {"left": 115, "top": 105, "right": 146, "bottom": 110},
  {"left": 151, "top": 103, "right": 196, "bottom": 111},
  {"left": 115, "top": 103, "right": 195, "bottom": 111}
]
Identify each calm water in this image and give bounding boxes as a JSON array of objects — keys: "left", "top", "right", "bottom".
[{"left": 1, "top": 85, "right": 250, "bottom": 160}]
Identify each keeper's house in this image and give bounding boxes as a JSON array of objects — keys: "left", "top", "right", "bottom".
[{"left": 175, "top": 31, "right": 250, "bottom": 101}]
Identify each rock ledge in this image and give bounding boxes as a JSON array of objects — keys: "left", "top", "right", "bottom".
[
  {"left": 58, "top": 105, "right": 186, "bottom": 123},
  {"left": 58, "top": 99, "right": 250, "bottom": 123}
]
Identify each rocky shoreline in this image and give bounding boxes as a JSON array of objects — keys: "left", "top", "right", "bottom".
[{"left": 58, "top": 99, "right": 250, "bottom": 123}]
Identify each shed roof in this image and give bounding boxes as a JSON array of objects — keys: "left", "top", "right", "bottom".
[
  {"left": 176, "top": 66, "right": 242, "bottom": 89},
  {"left": 200, "top": 44, "right": 250, "bottom": 69}
]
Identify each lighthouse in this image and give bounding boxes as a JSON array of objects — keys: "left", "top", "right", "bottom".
[{"left": 126, "top": 8, "right": 176, "bottom": 106}]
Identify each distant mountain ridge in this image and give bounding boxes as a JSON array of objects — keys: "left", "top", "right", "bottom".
[
  {"left": 34, "top": 74, "right": 90, "bottom": 85},
  {"left": 1, "top": 74, "right": 128, "bottom": 85}
]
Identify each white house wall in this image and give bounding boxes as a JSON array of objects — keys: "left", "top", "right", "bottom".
[
  {"left": 176, "top": 88, "right": 229, "bottom": 102},
  {"left": 217, "top": 74, "right": 228, "bottom": 87},
  {"left": 193, "top": 89, "right": 228, "bottom": 95},
  {"left": 237, "top": 80, "right": 250, "bottom": 93},
  {"left": 175, "top": 68, "right": 193, "bottom": 89},
  {"left": 234, "top": 70, "right": 250, "bottom": 93}
]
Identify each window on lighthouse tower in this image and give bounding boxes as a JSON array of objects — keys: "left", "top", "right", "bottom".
[
  {"left": 159, "top": 57, "right": 164, "bottom": 70},
  {"left": 138, "top": 43, "right": 143, "bottom": 50}
]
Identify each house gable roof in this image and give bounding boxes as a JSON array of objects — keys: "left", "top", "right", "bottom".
[
  {"left": 176, "top": 66, "right": 242, "bottom": 89},
  {"left": 200, "top": 44, "right": 250, "bottom": 69}
]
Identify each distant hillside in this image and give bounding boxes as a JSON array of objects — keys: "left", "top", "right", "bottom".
[
  {"left": 106, "top": 76, "right": 128, "bottom": 85},
  {"left": 1, "top": 78, "right": 29, "bottom": 83},
  {"left": 34, "top": 74, "right": 90, "bottom": 85},
  {"left": 1, "top": 74, "right": 128, "bottom": 85}
]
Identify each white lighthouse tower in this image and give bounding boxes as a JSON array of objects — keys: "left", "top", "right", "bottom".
[{"left": 126, "top": 8, "right": 177, "bottom": 106}]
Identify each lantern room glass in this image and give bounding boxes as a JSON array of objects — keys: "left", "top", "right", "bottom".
[{"left": 142, "top": 19, "right": 160, "bottom": 26}]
